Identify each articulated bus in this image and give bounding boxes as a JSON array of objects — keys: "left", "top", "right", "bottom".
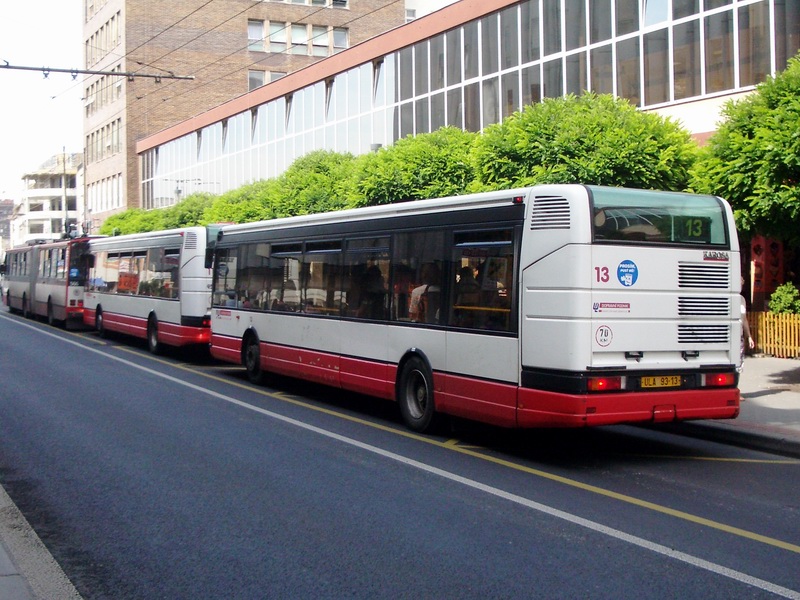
[
  {"left": 83, "top": 227, "right": 213, "bottom": 354},
  {"left": 207, "top": 184, "right": 742, "bottom": 432},
  {"left": 2, "top": 237, "right": 95, "bottom": 328}
]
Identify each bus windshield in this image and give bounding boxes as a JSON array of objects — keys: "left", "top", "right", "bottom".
[
  {"left": 589, "top": 186, "right": 730, "bottom": 247},
  {"left": 69, "top": 241, "right": 92, "bottom": 285}
]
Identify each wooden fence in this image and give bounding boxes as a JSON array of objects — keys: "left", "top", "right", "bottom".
[{"left": 747, "top": 312, "right": 800, "bottom": 358}]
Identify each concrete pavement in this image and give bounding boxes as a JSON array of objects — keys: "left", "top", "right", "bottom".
[{"left": 1, "top": 355, "right": 798, "bottom": 599}]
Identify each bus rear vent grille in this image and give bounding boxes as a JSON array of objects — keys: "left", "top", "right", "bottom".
[
  {"left": 678, "top": 297, "right": 730, "bottom": 316},
  {"left": 678, "top": 324, "right": 729, "bottom": 344},
  {"left": 530, "top": 196, "right": 570, "bottom": 230},
  {"left": 678, "top": 262, "right": 729, "bottom": 289},
  {"left": 184, "top": 232, "right": 199, "bottom": 250}
]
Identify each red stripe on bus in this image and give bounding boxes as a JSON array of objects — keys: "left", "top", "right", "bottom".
[{"left": 516, "top": 387, "right": 740, "bottom": 427}]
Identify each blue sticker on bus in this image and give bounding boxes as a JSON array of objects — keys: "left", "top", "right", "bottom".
[{"left": 617, "top": 260, "right": 638, "bottom": 287}]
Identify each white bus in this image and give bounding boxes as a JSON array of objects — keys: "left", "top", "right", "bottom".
[
  {"left": 207, "top": 185, "right": 742, "bottom": 432},
  {"left": 84, "top": 227, "right": 213, "bottom": 353},
  {"left": 2, "top": 237, "right": 95, "bottom": 328}
]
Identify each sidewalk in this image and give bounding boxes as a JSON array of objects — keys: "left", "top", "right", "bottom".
[{"left": 0, "top": 356, "right": 798, "bottom": 599}]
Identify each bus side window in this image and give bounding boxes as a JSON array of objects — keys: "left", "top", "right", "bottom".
[
  {"left": 392, "top": 231, "right": 445, "bottom": 324},
  {"left": 450, "top": 229, "right": 514, "bottom": 332}
]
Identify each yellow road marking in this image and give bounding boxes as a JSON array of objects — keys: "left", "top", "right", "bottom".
[{"left": 115, "top": 345, "right": 800, "bottom": 555}]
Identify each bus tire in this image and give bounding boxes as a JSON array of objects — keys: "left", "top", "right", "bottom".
[
  {"left": 47, "top": 299, "right": 56, "bottom": 326},
  {"left": 96, "top": 308, "right": 107, "bottom": 338},
  {"left": 244, "top": 334, "right": 265, "bottom": 385},
  {"left": 22, "top": 294, "right": 30, "bottom": 319},
  {"left": 147, "top": 316, "right": 162, "bottom": 355},
  {"left": 398, "top": 356, "right": 439, "bottom": 433}
]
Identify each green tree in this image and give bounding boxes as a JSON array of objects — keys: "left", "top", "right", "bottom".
[
  {"left": 201, "top": 180, "right": 281, "bottom": 224},
  {"left": 355, "top": 127, "right": 478, "bottom": 205},
  {"left": 98, "top": 208, "right": 165, "bottom": 235},
  {"left": 471, "top": 93, "right": 698, "bottom": 192},
  {"left": 271, "top": 150, "right": 360, "bottom": 216},
  {"left": 160, "top": 193, "right": 214, "bottom": 229},
  {"left": 691, "top": 53, "right": 800, "bottom": 245}
]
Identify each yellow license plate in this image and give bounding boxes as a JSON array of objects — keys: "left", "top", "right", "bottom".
[{"left": 641, "top": 375, "right": 682, "bottom": 388}]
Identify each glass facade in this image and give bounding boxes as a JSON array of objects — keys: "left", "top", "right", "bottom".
[{"left": 141, "top": 0, "right": 800, "bottom": 209}]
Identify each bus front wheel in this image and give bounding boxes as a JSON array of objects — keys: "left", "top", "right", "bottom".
[
  {"left": 22, "top": 295, "right": 30, "bottom": 319},
  {"left": 398, "top": 356, "right": 439, "bottom": 433},
  {"left": 244, "top": 336, "right": 265, "bottom": 384},
  {"left": 47, "top": 299, "right": 56, "bottom": 326}
]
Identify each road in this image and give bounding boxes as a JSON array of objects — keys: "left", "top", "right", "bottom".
[{"left": 0, "top": 310, "right": 799, "bottom": 599}]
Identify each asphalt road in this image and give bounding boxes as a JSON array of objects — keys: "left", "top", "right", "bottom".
[{"left": 1, "top": 311, "right": 799, "bottom": 599}]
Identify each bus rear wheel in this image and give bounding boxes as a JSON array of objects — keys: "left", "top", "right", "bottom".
[
  {"left": 147, "top": 317, "right": 162, "bottom": 355},
  {"left": 244, "top": 336, "right": 265, "bottom": 384},
  {"left": 96, "top": 309, "right": 107, "bottom": 338},
  {"left": 22, "top": 295, "right": 30, "bottom": 319},
  {"left": 47, "top": 300, "right": 56, "bottom": 326},
  {"left": 398, "top": 356, "right": 439, "bottom": 433}
]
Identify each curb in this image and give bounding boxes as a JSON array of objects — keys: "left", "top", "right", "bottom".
[{"left": 656, "top": 421, "right": 800, "bottom": 460}]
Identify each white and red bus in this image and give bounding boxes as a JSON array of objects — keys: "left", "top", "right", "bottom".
[
  {"left": 2, "top": 237, "right": 95, "bottom": 328},
  {"left": 207, "top": 184, "right": 742, "bottom": 432},
  {"left": 83, "top": 227, "right": 212, "bottom": 353}
]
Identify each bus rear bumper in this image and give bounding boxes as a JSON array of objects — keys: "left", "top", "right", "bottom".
[{"left": 516, "top": 387, "right": 740, "bottom": 428}]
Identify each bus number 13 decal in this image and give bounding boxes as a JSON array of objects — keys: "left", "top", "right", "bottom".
[{"left": 594, "top": 266, "right": 610, "bottom": 283}]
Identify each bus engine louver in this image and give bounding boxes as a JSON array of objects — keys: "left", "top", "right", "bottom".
[
  {"left": 678, "top": 324, "right": 729, "bottom": 344},
  {"left": 530, "top": 196, "right": 571, "bottom": 230},
  {"left": 184, "top": 231, "right": 199, "bottom": 249},
  {"left": 678, "top": 262, "right": 729, "bottom": 289},
  {"left": 678, "top": 297, "right": 730, "bottom": 316}
]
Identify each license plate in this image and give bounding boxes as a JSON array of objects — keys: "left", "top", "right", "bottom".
[{"left": 641, "top": 375, "right": 682, "bottom": 388}]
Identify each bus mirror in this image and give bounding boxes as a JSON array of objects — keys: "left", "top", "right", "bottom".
[{"left": 205, "top": 248, "right": 215, "bottom": 270}]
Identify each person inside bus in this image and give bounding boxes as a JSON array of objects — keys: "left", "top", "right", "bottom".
[
  {"left": 356, "top": 264, "right": 387, "bottom": 320},
  {"left": 409, "top": 263, "right": 441, "bottom": 324},
  {"left": 453, "top": 266, "right": 481, "bottom": 327}
]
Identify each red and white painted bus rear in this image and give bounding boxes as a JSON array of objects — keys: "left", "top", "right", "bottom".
[
  {"left": 2, "top": 237, "right": 94, "bottom": 328},
  {"left": 83, "top": 227, "right": 212, "bottom": 353},
  {"left": 207, "top": 184, "right": 741, "bottom": 432}
]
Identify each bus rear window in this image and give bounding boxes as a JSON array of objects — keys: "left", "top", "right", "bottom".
[{"left": 589, "top": 187, "right": 730, "bottom": 247}]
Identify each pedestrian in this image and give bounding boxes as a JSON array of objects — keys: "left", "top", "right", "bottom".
[{"left": 740, "top": 277, "right": 755, "bottom": 371}]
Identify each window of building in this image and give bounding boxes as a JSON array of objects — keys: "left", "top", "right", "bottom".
[
  {"left": 738, "top": 1, "right": 770, "bottom": 87},
  {"left": 249, "top": 70, "right": 266, "bottom": 91},
  {"left": 292, "top": 24, "right": 309, "bottom": 55},
  {"left": 270, "top": 71, "right": 287, "bottom": 82},
  {"left": 482, "top": 14, "right": 499, "bottom": 75},
  {"left": 566, "top": 0, "right": 587, "bottom": 50},
  {"left": 705, "top": 11, "right": 734, "bottom": 93},
  {"left": 543, "top": 0, "right": 562, "bottom": 56},
  {"left": 673, "top": 20, "right": 700, "bottom": 99},
  {"left": 616, "top": 0, "right": 638, "bottom": 36},
  {"left": 644, "top": 28, "right": 669, "bottom": 104},
  {"left": 333, "top": 28, "right": 348, "bottom": 53},
  {"left": 643, "top": 0, "right": 668, "bottom": 27},
  {"left": 521, "top": 0, "right": 540, "bottom": 63},
  {"left": 590, "top": 0, "right": 612, "bottom": 44},
  {"left": 616, "top": 37, "right": 640, "bottom": 105},
  {"left": 248, "top": 20, "right": 265, "bottom": 52},
  {"left": 312, "top": 25, "right": 329, "bottom": 56},
  {"left": 590, "top": 45, "right": 613, "bottom": 94},
  {"left": 566, "top": 52, "right": 587, "bottom": 95},
  {"left": 500, "top": 6, "right": 519, "bottom": 70},
  {"left": 270, "top": 23, "right": 287, "bottom": 53},
  {"left": 406, "top": 9, "right": 416, "bottom": 23}
]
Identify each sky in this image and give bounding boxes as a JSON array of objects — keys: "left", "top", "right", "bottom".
[{"left": 0, "top": 2, "right": 83, "bottom": 198}]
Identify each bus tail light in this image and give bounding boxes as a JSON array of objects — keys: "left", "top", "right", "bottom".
[
  {"left": 704, "top": 372, "right": 736, "bottom": 387},
  {"left": 587, "top": 376, "right": 622, "bottom": 392}
]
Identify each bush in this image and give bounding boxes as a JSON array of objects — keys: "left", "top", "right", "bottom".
[{"left": 768, "top": 283, "right": 800, "bottom": 314}]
